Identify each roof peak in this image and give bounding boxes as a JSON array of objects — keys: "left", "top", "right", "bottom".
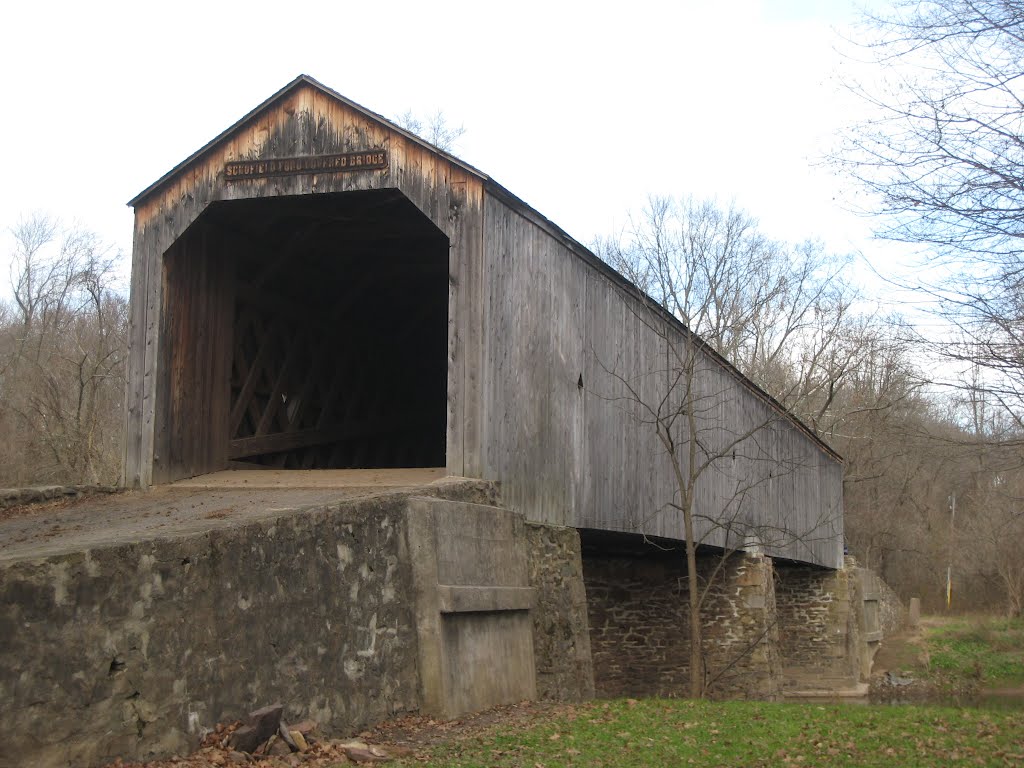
[{"left": 127, "top": 74, "right": 485, "bottom": 208}]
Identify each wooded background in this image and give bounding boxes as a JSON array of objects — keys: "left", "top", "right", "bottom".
[{"left": 2, "top": 202, "right": 1017, "bottom": 615}]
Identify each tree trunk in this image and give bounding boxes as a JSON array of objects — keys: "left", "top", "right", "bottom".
[{"left": 685, "top": 528, "right": 704, "bottom": 698}]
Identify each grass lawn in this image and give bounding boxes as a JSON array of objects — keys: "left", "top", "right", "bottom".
[
  {"left": 401, "top": 698, "right": 1024, "bottom": 767},
  {"left": 925, "top": 617, "right": 1024, "bottom": 688}
]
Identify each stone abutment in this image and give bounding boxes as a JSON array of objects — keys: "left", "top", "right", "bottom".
[{"left": 0, "top": 483, "right": 593, "bottom": 768}]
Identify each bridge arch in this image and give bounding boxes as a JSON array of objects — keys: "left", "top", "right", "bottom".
[{"left": 157, "top": 189, "right": 450, "bottom": 477}]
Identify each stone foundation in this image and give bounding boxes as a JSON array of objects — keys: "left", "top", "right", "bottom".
[
  {"left": 0, "top": 485, "right": 590, "bottom": 768},
  {"left": 775, "top": 556, "right": 905, "bottom": 691},
  {"left": 525, "top": 523, "right": 595, "bottom": 701},
  {"left": 1, "top": 493, "right": 421, "bottom": 768},
  {"left": 702, "top": 553, "right": 781, "bottom": 699},
  {"left": 583, "top": 549, "right": 781, "bottom": 700},
  {"left": 775, "top": 562, "right": 861, "bottom": 691},
  {"left": 0, "top": 480, "right": 899, "bottom": 766}
]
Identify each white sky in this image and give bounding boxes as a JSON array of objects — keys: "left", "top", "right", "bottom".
[{"left": 0, "top": 0, "right": 895, "bottom": 294}]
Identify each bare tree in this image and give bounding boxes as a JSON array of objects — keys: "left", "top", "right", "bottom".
[
  {"left": 394, "top": 109, "right": 466, "bottom": 154},
  {"left": 962, "top": 465, "right": 1024, "bottom": 616},
  {"left": 833, "top": 332, "right": 941, "bottom": 574},
  {"left": 597, "top": 197, "right": 862, "bottom": 424},
  {"left": 594, "top": 197, "right": 854, "bottom": 696},
  {"left": 0, "top": 214, "right": 128, "bottom": 485},
  {"left": 949, "top": 381, "right": 1024, "bottom": 615},
  {"left": 836, "top": 0, "right": 1024, "bottom": 417}
]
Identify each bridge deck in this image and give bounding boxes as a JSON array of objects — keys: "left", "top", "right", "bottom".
[{"left": 0, "top": 468, "right": 451, "bottom": 563}]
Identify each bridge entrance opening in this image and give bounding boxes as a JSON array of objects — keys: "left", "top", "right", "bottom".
[{"left": 157, "top": 189, "right": 449, "bottom": 482}]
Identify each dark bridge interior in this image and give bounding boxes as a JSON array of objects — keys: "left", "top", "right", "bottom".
[{"left": 158, "top": 189, "right": 449, "bottom": 480}]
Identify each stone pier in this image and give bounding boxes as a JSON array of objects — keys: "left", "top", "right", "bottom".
[
  {"left": 583, "top": 540, "right": 782, "bottom": 700},
  {"left": 582, "top": 538, "right": 902, "bottom": 701},
  {"left": 775, "top": 557, "right": 906, "bottom": 693}
]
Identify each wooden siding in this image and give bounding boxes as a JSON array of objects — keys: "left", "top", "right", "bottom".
[
  {"left": 480, "top": 195, "right": 843, "bottom": 568},
  {"left": 124, "top": 79, "right": 485, "bottom": 487},
  {"left": 155, "top": 224, "right": 235, "bottom": 483}
]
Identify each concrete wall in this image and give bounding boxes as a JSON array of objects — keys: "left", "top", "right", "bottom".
[
  {"left": 405, "top": 497, "right": 536, "bottom": 719},
  {"left": 583, "top": 550, "right": 781, "bottom": 700},
  {"left": 0, "top": 485, "right": 586, "bottom": 768},
  {"left": 0, "top": 494, "right": 421, "bottom": 768},
  {"left": 860, "top": 564, "right": 906, "bottom": 637}
]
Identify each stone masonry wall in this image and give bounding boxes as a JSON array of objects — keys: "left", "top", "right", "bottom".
[
  {"left": 0, "top": 494, "right": 421, "bottom": 768},
  {"left": 584, "top": 551, "right": 781, "bottom": 700},
  {"left": 702, "top": 553, "right": 781, "bottom": 699},
  {"left": 525, "top": 523, "right": 595, "bottom": 701},
  {"left": 775, "top": 563, "right": 860, "bottom": 690},
  {"left": 0, "top": 481, "right": 594, "bottom": 768},
  {"left": 866, "top": 566, "right": 906, "bottom": 636}
]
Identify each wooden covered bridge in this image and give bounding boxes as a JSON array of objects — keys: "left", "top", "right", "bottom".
[
  {"left": 123, "top": 74, "right": 843, "bottom": 571},
  {"left": 1, "top": 77, "right": 892, "bottom": 767}
]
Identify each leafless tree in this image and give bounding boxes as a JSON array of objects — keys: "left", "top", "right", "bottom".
[
  {"left": 594, "top": 197, "right": 856, "bottom": 696},
  {"left": 394, "top": 109, "right": 466, "bottom": 154},
  {"left": 836, "top": 0, "right": 1024, "bottom": 419},
  {"left": 948, "top": 381, "right": 1024, "bottom": 615},
  {"left": 597, "top": 198, "right": 870, "bottom": 431},
  {"left": 0, "top": 214, "right": 128, "bottom": 485}
]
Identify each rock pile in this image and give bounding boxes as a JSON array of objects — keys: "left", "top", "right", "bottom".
[
  {"left": 224, "top": 704, "right": 310, "bottom": 757},
  {"left": 112, "top": 704, "right": 406, "bottom": 767},
  {"left": 0, "top": 484, "right": 119, "bottom": 512},
  {"left": 869, "top": 668, "right": 980, "bottom": 704},
  {"left": 218, "top": 704, "right": 398, "bottom": 764}
]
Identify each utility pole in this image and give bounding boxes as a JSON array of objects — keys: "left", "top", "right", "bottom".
[{"left": 946, "top": 493, "right": 956, "bottom": 610}]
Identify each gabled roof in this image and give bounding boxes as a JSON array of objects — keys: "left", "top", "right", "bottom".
[{"left": 127, "top": 74, "right": 488, "bottom": 208}]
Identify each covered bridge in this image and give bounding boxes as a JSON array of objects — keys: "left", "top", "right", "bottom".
[
  {"left": 0, "top": 77, "right": 881, "bottom": 768},
  {"left": 124, "top": 74, "right": 843, "bottom": 571}
]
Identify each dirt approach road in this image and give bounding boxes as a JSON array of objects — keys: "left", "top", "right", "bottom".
[{"left": 0, "top": 469, "right": 455, "bottom": 564}]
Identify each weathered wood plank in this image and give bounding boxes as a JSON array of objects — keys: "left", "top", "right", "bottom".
[{"left": 479, "top": 193, "right": 843, "bottom": 567}]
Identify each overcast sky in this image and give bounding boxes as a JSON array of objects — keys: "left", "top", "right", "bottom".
[{"left": 0, "top": 0, "right": 891, "bottom": 291}]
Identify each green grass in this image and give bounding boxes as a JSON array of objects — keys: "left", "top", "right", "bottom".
[
  {"left": 926, "top": 617, "right": 1024, "bottom": 687},
  {"left": 401, "top": 699, "right": 1024, "bottom": 768}
]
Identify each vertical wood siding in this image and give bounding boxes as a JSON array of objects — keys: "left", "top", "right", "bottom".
[
  {"left": 480, "top": 195, "right": 843, "bottom": 568},
  {"left": 156, "top": 226, "right": 235, "bottom": 483}
]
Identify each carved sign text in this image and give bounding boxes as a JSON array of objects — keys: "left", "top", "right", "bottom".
[{"left": 225, "top": 151, "right": 388, "bottom": 181}]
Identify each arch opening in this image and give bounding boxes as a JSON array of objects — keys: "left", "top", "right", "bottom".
[{"left": 157, "top": 189, "right": 449, "bottom": 481}]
